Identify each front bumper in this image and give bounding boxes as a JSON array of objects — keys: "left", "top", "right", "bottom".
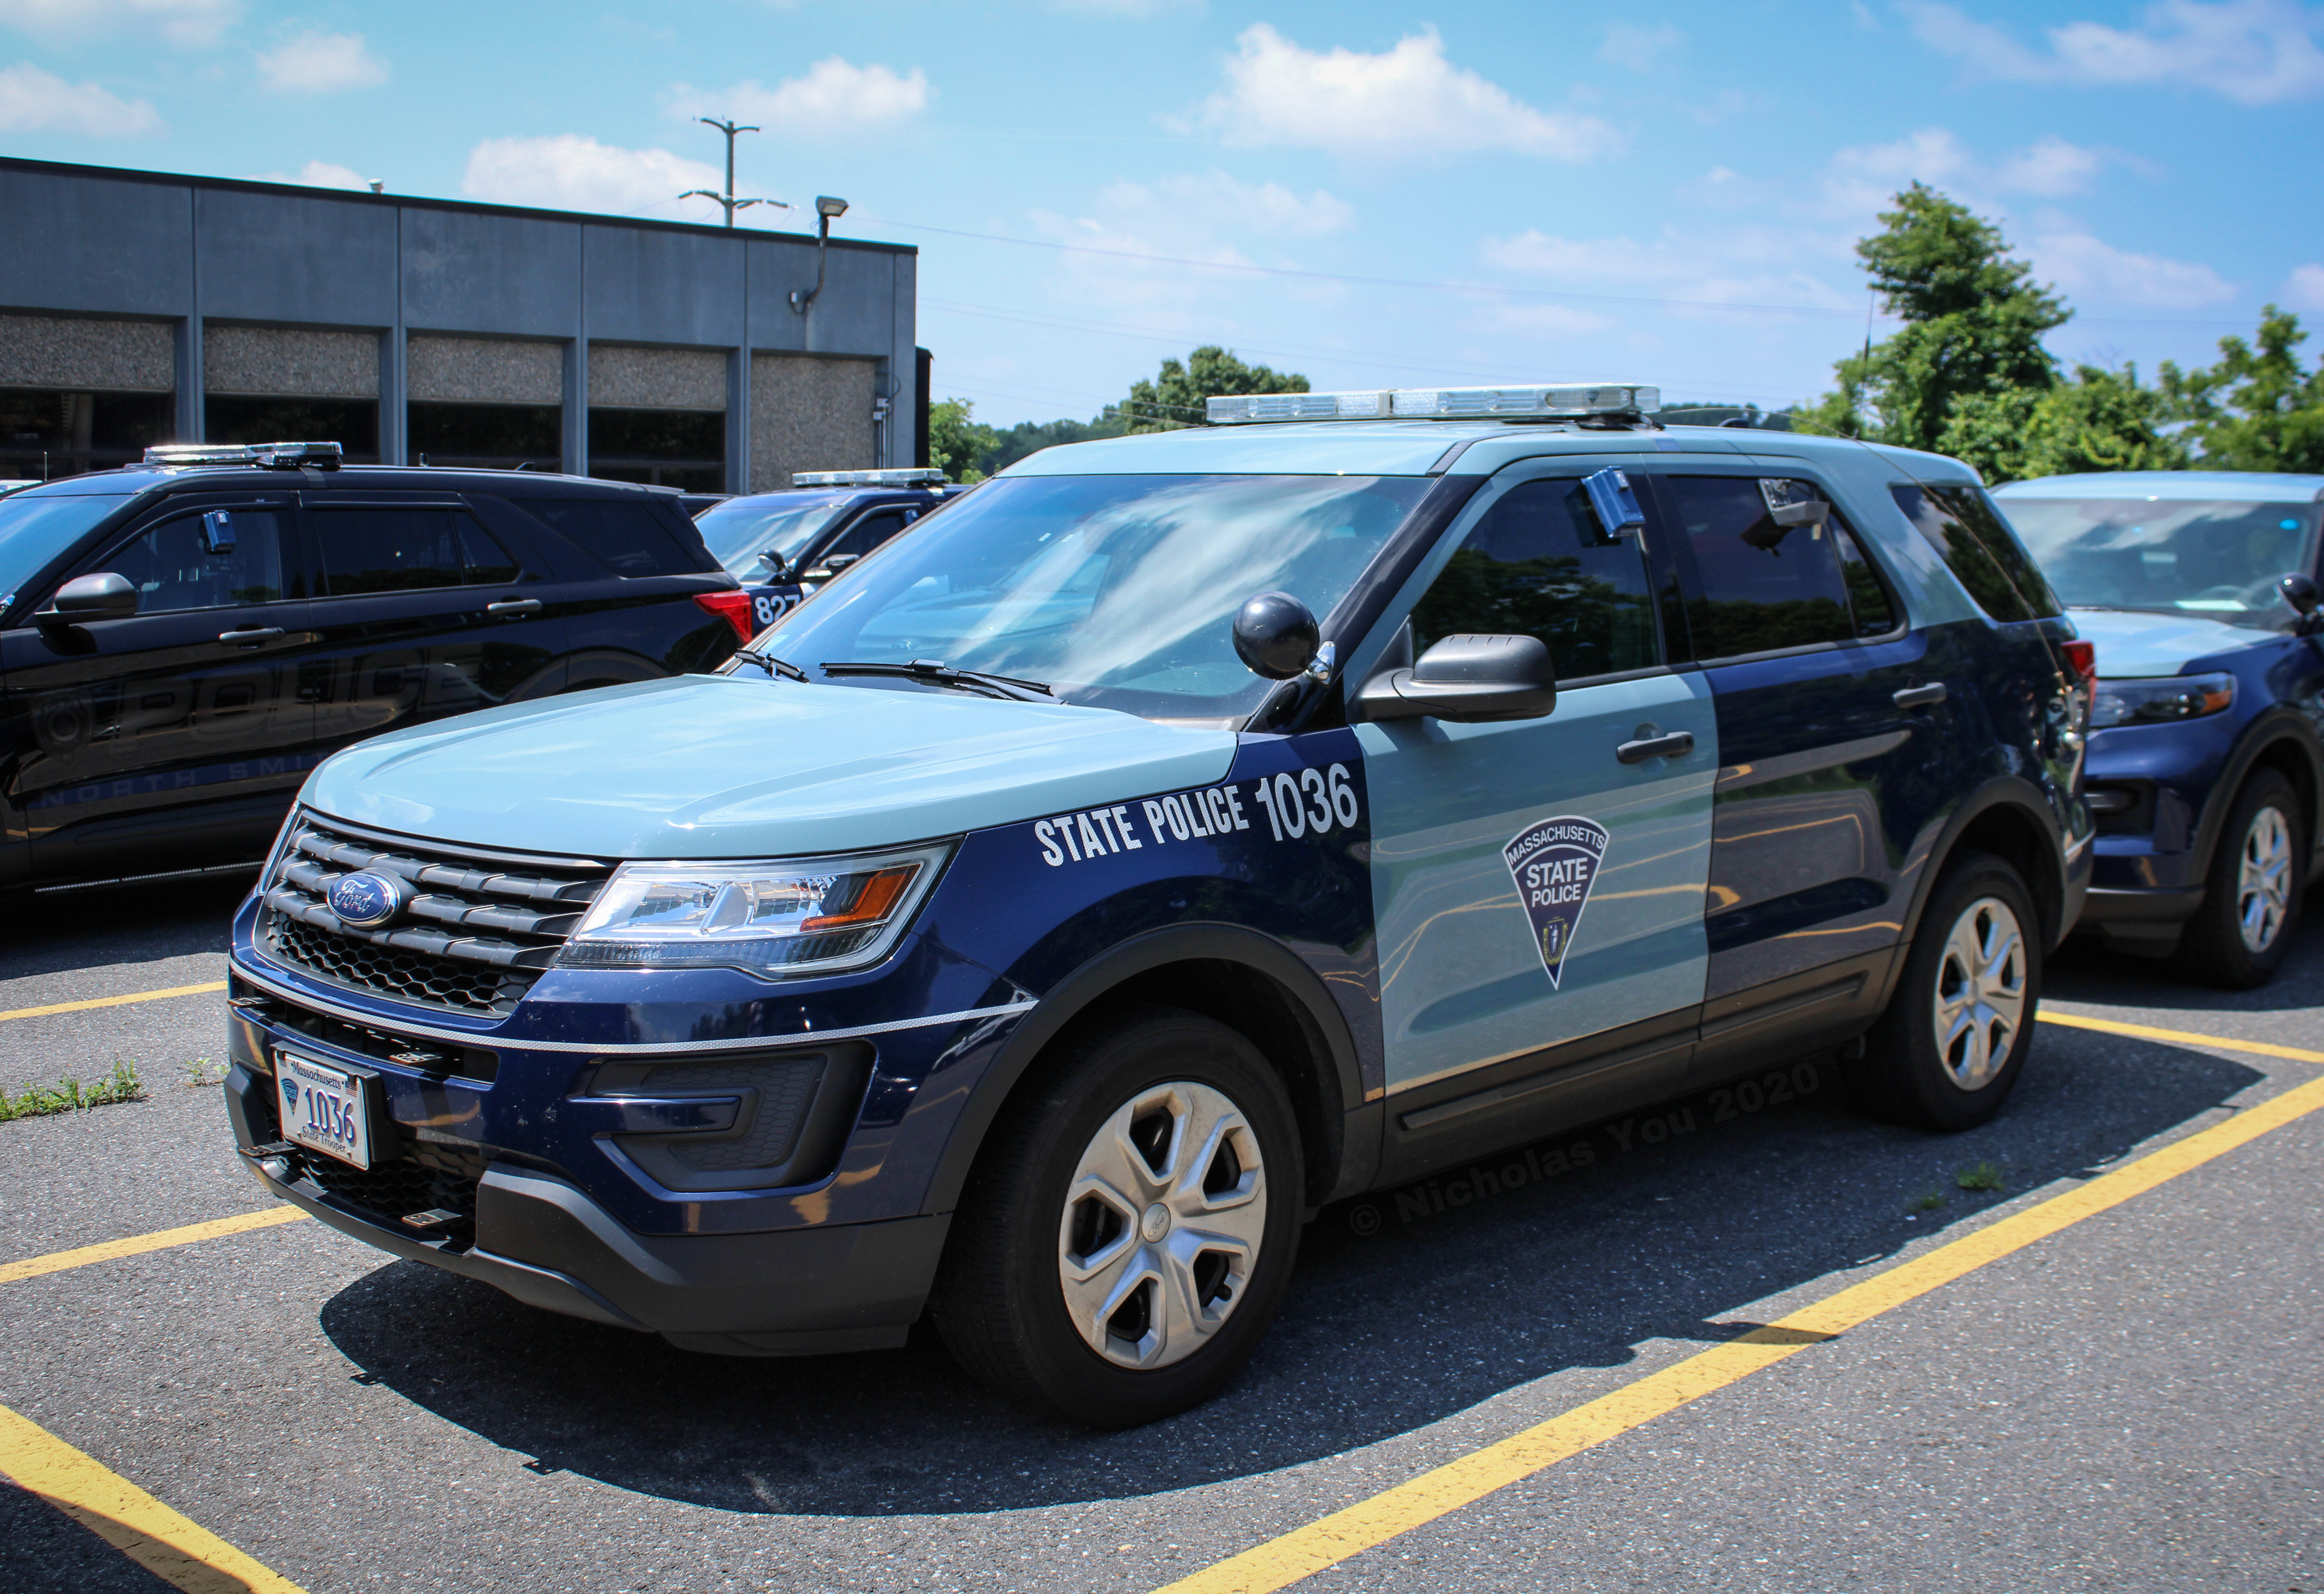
[{"left": 228, "top": 1060, "right": 949, "bottom": 1353}]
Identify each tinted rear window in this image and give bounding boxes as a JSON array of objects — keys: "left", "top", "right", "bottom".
[
  {"left": 1890, "top": 484, "right": 2063, "bottom": 622},
  {"left": 512, "top": 497, "right": 701, "bottom": 578}
]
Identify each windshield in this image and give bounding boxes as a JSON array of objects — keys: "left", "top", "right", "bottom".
[
  {"left": 0, "top": 493, "right": 127, "bottom": 613},
  {"left": 694, "top": 494, "right": 852, "bottom": 578},
  {"left": 2002, "top": 496, "right": 2320, "bottom": 625},
  {"left": 750, "top": 473, "right": 1432, "bottom": 723}
]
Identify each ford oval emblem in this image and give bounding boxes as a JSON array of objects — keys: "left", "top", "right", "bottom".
[{"left": 327, "top": 870, "right": 408, "bottom": 930}]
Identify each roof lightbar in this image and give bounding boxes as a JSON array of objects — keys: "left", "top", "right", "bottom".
[
  {"left": 790, "top": 467, "right": 948, "bottom": 488},
  {"left": 1205, "top": 384, "right": 1661, "bottom": 425},
  {"left": 143, "top": 441, "right": 344, "bottom": 470}
]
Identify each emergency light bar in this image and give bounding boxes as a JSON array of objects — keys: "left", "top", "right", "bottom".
[
  {"left": 1205, "top": 384, "right": 1660, "bottom": 425},
  {"left": 790, "top": 467, "right": 948, "bottom": 488},
  {"left": 143, "top": 441, "right": 343, "bottom": 469}
]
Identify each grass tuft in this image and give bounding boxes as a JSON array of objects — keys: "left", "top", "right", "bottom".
[
  {"left": 183, "top": 1056, "right": 228, "bottom": 1087},
  {"left": 1908, "top": 1190, "right": 1950, "bottom": 1213},
  {"left": 0, "top": 1061, "right": 144, "bottom": 1122},
  {"left": 1955, "top": 1160, "right": 2006, "bottom": 1193}
]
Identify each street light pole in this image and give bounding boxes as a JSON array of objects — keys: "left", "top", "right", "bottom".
[{"left": 679, "top": 117, "right": 789, "bottom": 227}]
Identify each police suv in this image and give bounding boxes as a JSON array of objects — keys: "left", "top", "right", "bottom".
[
  {"left": 693, "top": 467, "right": 961, "bottom": 633},
  {"left": 222, "top": 385, "right": 2092, "bottom": 1426}
]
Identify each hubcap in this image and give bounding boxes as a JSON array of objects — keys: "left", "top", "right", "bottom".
[
  {"left": 2235, "top": 804, "right": 2294, "bottom": 954},
  {"left": 1057, "top": 1081, "right": 1267, "bottom": 1369},
  {"left": 1931, "top": 895, "right": 2027, "bottom": 1092}
]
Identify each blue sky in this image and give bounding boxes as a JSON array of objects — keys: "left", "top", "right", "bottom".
[{"left": 2, "top": 0, "right": 2321, "bottom": 425}]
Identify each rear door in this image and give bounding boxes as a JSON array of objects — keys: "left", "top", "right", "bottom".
[
  {"left": 1645, "top": 466, "right": 1961, "bottom": 1063},
  {"left": 300, "top": 495, "right": 567, "bottom": 754},
  {"left": 497, "top": 493, "right": 738, "bottom": 678},
  {"left": 1357, "top": 466, "right": 1719, "bottom": 1174},
  {"left": 3, "top": 494, "right": 313, "bottom": 878}
]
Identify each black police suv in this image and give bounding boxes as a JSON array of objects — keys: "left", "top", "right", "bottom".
[
  {"left": 692, "top": 469, "right": 964, "bottom": 632},
  {"left": 0, "top": 442, "right": 748, "bottom": 892}
]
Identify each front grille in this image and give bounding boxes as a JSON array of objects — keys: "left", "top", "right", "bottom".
[{"left": 257, "top": 811, "right": 612, "bottom": 1017}]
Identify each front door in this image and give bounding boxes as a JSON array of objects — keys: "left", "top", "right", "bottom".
[
  {"left": 2, "top": 495, "right": 313, "bottom": 878},
  {"left": 1355, "top": 468, "right": 1718, "bottom": 1171},
  {"left": 1646, "top": 467, "right": 1961, "bottom": 1041}
]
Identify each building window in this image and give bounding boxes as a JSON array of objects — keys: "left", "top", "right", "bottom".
[
  {"left": 588, "top": 407, "right": 723, "bottom": 493},
  {"left": 0, "top": 388, "right": 174, "bottom": 480},
  {"left": 409, "top": 402, "right": 561, "bottom": 472},
  {"left": 207, "top": 396, "right": 378, "bottom": 462}
]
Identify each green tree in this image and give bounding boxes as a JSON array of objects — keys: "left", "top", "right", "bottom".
[
  {"left": 1113, "top": 345, "right": 1308, "bottom": 432},
  {"left": 928, "top": 396, "right": 1000, "bottom": 483},
  {"left": 2160, "top": 305, "right": 2324, "bottom": 473}
]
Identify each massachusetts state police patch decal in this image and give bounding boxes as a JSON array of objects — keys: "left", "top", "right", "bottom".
[{"left": 1502, "top": 816, "right": 1610, "bottom": 988}]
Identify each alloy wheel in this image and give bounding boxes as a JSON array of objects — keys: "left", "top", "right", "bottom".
[
  {"left": 1056, "top": 1080, "right": 1268, "bottom": 1369},
  {"left": 2235, "top": 804, "right": 2294, "bottom": 954},
  {"left": 1932, "top": 895, "right": 2027, "bottom": 1092}
]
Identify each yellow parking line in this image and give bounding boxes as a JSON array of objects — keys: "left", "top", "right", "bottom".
[
  {"left": 0, "top": 981, "right": 228, "bottom": 1023},
  {"left": 0, "top": 1400, "right": 308, "bottom": 1593},
  {"left": 0, "top": 1208, "right": 306, "bottom": 1286},
  {"left": 1156, "top": 1064, "right": 2324, "bottom": 1593},
  {"left": 2038, "top": 1009, "right": 2324, "bottom": 1066}
]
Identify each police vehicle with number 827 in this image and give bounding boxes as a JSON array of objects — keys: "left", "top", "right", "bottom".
[{"left": 221, "top": 382, "right": 2091, "bottom": 1426}]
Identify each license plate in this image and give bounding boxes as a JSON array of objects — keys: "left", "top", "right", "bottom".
[{"left": 276, "top": 1052, "right": 372, "bottom": 1170}]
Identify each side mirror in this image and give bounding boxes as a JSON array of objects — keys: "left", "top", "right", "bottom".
[
  {"left": 1232, "top": 590, "right": 1320, "bottom": 680},
  {"left": 756, "top": 548, "right": 789, "bottom": 579},
  {"left": 1357, "top": 633, "right": 1557, "bottom": 723},
  {"left": 2281, "top": 572, "right": 2321, "bottom": 634},
  {"left": 821, "top": 553, "right": 861, "bottom": 575},
  {"left": 37, "top": 572, "right": 138, "bottom": 628}
]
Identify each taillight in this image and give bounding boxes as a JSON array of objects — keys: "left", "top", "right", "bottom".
[
  {"left": 2062, "top": 639, "right": 2096, "bottom": 685},
  {"left": 693, "top": 591, "right": 754, "bottom": 644}
]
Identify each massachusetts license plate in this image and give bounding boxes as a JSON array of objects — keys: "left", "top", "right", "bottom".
[{"left": 276, "top": 1052, "right": 372, "bottom": 1170}]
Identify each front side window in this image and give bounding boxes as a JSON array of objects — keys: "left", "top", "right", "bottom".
[
  {"left": 1891, "top": 483, "right": 2065, "bottom": 623},
  {"left": 1410, "top": 476, "right": 1660, "bottom": 679},
  {"left": 694, "top": 494, "right": 851, "bottom": 579},
  {"left": 753, "top": 473, "right": 1433, "bottom": 723},
  {"left": 314, "top": 507, "right": 518, "bottom": 596},
  {"left": 821, "top": 509, "right": 910, "bottom": 566},
  {"left": 0, "top": 492, "right": 132, "bottom": 614},
  {"left": 1668, "top": 476, "right": 1887, "bottom": 658},
  {"left": 104, "top": 507, "right": 290, "bottom": 612},
  {"left": 1997, "top": 496, "right": 2318, "bottom": 623}
]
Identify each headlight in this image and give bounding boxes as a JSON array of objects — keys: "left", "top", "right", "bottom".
[
  {"left": 2089, "top": 672, "right": 2235, "bottom": 729},
  {"left": 555, "top": 844, "right": 948, "bottom": 978}
]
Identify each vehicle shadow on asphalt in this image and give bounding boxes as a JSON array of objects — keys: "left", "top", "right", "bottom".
[
  {"left": 0, "top": 873, "right": 249, "bottom": 977},
  {"left": 315, "top": 928, "right": 2296, "bottom": 1517}
]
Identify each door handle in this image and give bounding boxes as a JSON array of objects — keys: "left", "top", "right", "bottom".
[
  {"left": 1892, "top": 682, "right": 1948, "bottom": 710},
  {"left": 217, "top": 627, "right": 284, "bottom": 647},
  {"left": 485, "top": 599, "right": 542, "bottom": 619},
  {"left": 1616, "top": 731, "right": 1695, "bottom": 764}
]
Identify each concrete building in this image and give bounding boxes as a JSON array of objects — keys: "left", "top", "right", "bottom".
[{"left": 0, "top": 157, "right": 921, "bottom": 492}]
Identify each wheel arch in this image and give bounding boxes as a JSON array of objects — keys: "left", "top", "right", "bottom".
[
  {"left": 921, "top": 924, "right": 1371, "bottom": 1219},
  {"left": 1897, "top": 778, "right": 2070, "bottom": 965},
  {"left": 2194, "top": 709, "right": 2324, "bottom": 885}
]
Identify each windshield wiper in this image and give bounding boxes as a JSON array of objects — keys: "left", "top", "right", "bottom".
[
  {"left": 819, "top": 659, "right": 1053, "bottom": 703},
  {"left": 730, "top": 647, "right": 809, "bottom": 682}
]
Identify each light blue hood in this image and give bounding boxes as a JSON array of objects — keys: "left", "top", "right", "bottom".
[
  {"left": 2069, "top": 608, "right": 2279, "bottom": 678},
  {"left": 301, "top": 676, "right": 1238, "bottom": 858}
]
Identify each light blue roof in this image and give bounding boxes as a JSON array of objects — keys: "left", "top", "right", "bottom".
[
  {"left": 997, "top": 420, "right": 1981, "bottom": 481},
  {"left": 1995, "top": 470, "right": 2324, "bottom": 502}
]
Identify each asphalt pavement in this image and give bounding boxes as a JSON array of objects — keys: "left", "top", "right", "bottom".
[{"left": 1, "top": 872, "right": 2319, "bottom": 1592}]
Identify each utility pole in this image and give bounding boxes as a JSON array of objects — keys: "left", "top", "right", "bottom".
[{"left": 681, "top": 118, "right": 789, "bottom": 227}]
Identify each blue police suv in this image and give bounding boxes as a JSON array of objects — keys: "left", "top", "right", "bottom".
[
  {"left": 222, "top": 385, "right": 2091, "bottom": 1425},
  {"left": 1993, "top": 471, "right": 2323, "bottom": 986},
  {"left": 693, "top": 468, "right": 961, "bottom": 634}
]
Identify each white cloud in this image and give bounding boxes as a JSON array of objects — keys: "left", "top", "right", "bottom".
[
  {"left": 1992, "top": 134, "right": 2108, "bottom": 196},
  {"left": 1098, "top": 170, "right": 1353, "bottom": 238},
  {"left": 461, "top": 135, "right": 721, "bottom": 218},
  {"left": 1181, "top": 24, "right": 1622, "bottom": 161},
  {"left": 1480, "top": 226, "right": 1858, "bottom": 317},
  {"left": 1902, "top": 0, "right": 2324, "bottom": 105},
  {"left": 255, "top": 31, "right": 386, "bottom": 94},
  {"left": 1816, "top": 126, "right": 2112, "bottom": 216},
  {"left": 667, "top": 58, "right": 931, "bottom": 137},
  {"left": 0, "top": 0, "right": 237, "bottom": 48},
  {"left": 1599, "top": 22, "right": 1682, "bottom": 71},
  {"left": 0, "top": 61, "right": 162, "bottom": 133},
  {"left": 243, "top": 159, "right": 370, "bottom": 190},
  {"left": 2026, "top": 222, "right": 2239, "bottom": 307},
  {"left": 2284, "top": 263, "right": 2324, "bottom": 310}
]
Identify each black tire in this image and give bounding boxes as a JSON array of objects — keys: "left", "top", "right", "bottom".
[
  {"left": 929, "top": 1005, "right": 1304, "bottom": 1428},
  {"left": 1851, "top": 850, "right": 2043, "bottom": 1131},
  {"left": 2179, "top": 768, "right": 2306, "bottom": 990}
]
